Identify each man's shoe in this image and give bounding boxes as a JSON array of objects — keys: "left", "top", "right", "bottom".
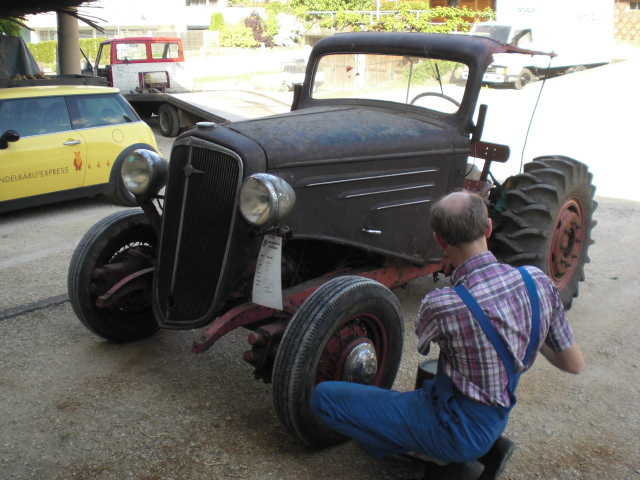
[
  {"left": 478, "top": 436, "right": 515, "bottom": 480},
  {"left": 422, "top": 460, "right": 484, "bottom": 480}
]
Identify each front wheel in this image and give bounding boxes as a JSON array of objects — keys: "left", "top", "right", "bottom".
[
  {"left": 68, "top": 210, "right": 159, "bottom": 342},
  {"left": 489, "top": 156, "right": 597, "bottom": 308},
  {"left": 272, "top": 276, "right": 404, "bottom": 447},
  {"left": 514, "top": 68, "right": 534, "bottom": 90},
  {"left": 158, "top": 103, "right": 180, "bottom": 137}
]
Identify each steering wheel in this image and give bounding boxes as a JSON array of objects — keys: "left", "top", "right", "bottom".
[{"left": 409, "top": 91, "right": 460, "bottom": 108}]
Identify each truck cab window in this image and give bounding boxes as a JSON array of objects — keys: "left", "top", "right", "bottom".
[
  {"left": 152, "top": 42, "right": 180, "bottom": 60},
  {"left": 472, "top": 25, "right": 511, "bottom": 44},
  {"left": 512, "top": 30, "right": 533, "bottom": 47},
  {"left": 115, "top": 43, "right": 147, "bottom": 62}
]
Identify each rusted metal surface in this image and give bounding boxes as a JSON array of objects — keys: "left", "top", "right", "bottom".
[
  {"left": 96, "top": 267, "right": 153, "bottom": 308},
  {"left": 548, "top": 198, "right": 585, "bottom": 289},
  {"left": 243, "top": 321, "right": 288, "bottom": 381},
  {"left": 192, "top": 261, "right": 444, "bottom": 355},
  {"left": 192, "top": 304, "right": 277, "bottom": 354}
]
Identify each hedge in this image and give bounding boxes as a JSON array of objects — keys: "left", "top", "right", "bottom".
[{"left": 27, "top": 38, "right": 107, "bottom": 67}]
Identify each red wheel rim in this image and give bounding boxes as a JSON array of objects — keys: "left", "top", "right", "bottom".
[
  {"left": 316, "top": 313, "right": 389, "bottom": 386},
  {"left": 548, "top": 198, "right": 584, "bottom": 289}
]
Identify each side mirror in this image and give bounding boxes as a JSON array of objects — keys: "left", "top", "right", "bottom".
[{"left": 0, "top": 130, "right": 20, "bottom": 150}]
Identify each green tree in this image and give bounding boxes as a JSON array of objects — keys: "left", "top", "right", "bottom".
[
  {"left": 219, "top": 23, "right": 260, "bottom": 48},
  {"left": 0, "top": 18, "right": 22, "bottom": 36},
  {"left": 209, "top": 12, "right": 225, "bottom": 31},
  {"left": 289, "top": 0, "right": 374, "bottom": 13}
]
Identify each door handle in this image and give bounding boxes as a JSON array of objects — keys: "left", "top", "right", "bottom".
[{"left": 63, "top": 140, "right": 81, "bottom": 146}]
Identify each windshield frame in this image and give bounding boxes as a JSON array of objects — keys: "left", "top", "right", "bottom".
[{"left": 296, "top": 32, "right": 517, "bottom": 135}]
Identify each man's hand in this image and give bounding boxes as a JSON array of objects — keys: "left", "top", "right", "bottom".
[{"left": 440, "top": 254, "right": 453, "bottom": 276}]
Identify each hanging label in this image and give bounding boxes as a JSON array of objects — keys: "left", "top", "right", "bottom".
[{"left": 252, "top": 234, "right": 283, "bottom": 311}]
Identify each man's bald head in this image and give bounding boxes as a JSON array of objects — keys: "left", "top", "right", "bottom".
[{"left": 430, "top": 192, "right": 489, "bottom": 246}]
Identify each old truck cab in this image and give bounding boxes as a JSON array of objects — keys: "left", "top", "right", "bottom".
[{"left": 92, "top": 37, "right": 190, "bottom": 93}]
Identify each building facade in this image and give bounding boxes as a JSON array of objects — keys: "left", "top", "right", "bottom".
[{"left": 615, "top": 0, "right": 640, "bottom": 41}]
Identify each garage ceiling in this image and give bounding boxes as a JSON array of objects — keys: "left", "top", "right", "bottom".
[{"left": 0, "top": 0, "right": 102, "bottom": 29}]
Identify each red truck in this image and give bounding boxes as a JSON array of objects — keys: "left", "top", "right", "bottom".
[{"left": 87, "top": 37, "right": 231, "bottom": 136}]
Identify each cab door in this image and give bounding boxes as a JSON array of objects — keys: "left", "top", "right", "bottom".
[{"left": 0, "top": 96, "right": 87, "bottom": 202}]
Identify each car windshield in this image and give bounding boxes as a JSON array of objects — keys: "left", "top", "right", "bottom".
[
  {"left": 312, "top": 53, "right": 467, "bottom": 115},
  {"left": 472, "top": 25, "right": 512, "bottom": 44}
]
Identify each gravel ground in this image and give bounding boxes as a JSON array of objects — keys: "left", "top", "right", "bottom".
[
  {"left": 1, "top": 195, "right": 639, "bottom": 480},
  {"left": 1, "top": 50, "right": 640, "bottom": 480}
]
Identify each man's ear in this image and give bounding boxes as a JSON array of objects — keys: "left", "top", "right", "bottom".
[
  {"left": 485, "top": 218, "right": 493, "bottom": 239},
  {"left": 433, "top": 232, "right": 447, "bottom": 249}
]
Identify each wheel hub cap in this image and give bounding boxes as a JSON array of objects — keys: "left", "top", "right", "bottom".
[
  {"left": 340, "top": 339, "right": 378, "bottom": 384},
  {"left": 549, "top": 198, "right": 584, "bottom": 288}
]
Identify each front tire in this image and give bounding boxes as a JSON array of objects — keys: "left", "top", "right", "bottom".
[
  {"left": 158, "top": 103, "right": 180, "bottom": 137},
  {"left": 490, "top": 156, "right": 597, "bottom": 308},
  {"left": 272, "top": 276, "right": 404, "bottom": 447},
  {"left": 68, "top": 210, "right": 158, "bottom": 342},
  {"left": 514, "top": 68, "right": 534, "bottom": 90}
]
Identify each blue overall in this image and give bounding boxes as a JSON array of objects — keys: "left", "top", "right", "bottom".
[{"left": 310, "top": 267, "right": 540, "bottom": 463}]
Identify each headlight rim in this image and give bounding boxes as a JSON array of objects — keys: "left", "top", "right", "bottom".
[
  {"left": 121, "top": 148, "right": 168, "bottom": 197},
  {"left": 239, "top": 173, "right": 296, "bottom": 228}
]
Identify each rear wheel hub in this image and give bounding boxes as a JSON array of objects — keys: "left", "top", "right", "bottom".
[{"left": 549, "top": 198, "right": 584, "bottom": 288}]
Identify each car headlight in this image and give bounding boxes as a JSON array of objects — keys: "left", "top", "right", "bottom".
[
  {"left": 121, "top": 149, "right": 168, "bottom": 196},
  {"left": 239, "top": 173, "right": 296, "bottom": 227}
]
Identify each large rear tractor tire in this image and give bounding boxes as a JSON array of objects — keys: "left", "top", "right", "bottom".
[
  {"left": 489, "top": 156, "right": 597, "bottom": 309},
  {"left": 68, "top": 210, "right": 159, "bottom": 342},
  {"left": 272, "top": 276, "right": 404, "bottom": 448}
]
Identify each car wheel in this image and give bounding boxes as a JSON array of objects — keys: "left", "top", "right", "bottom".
[
  {"left": 514, "top": 68, "right": 534, "bottom": 90},
  {"left": 489, "top": 156, "right": 597, "bottom": 309},
  {"left": 272, "top": 276, "right": 404, "bottom": 447},
  {"left": 158, "top": 103, "right": 180, "bottom": 137},
  {"left": 68, "top": 210, "right": 159, "bottom": 342}
]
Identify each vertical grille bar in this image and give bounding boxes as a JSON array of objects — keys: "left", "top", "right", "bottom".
[{"left": 154, "top": 142, "right": 242, "bottom": 327}]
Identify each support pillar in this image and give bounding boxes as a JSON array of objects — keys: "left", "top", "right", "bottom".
[{"left": 57, "top": 10, "right": 81, "bottom": 75}]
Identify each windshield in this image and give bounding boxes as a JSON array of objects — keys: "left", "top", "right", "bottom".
[
  {"left": 312, "top": 53, "right": 467, "bottom": 115},
  {"left": 472, "top": 25, "right": 512, "bottom": 44}
]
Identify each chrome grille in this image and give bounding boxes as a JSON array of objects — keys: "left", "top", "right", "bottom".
[{"left": 154, "top": 142, "right": 242, "bottom": 328}]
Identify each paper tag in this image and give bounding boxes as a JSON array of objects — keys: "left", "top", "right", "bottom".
[{"left": 252, "top": 234, "right": 283, "bottom": 311}]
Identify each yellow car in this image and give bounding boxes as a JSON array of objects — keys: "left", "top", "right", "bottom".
[{"left": 0, "top": 85, "right": 158, "bottom": 212}]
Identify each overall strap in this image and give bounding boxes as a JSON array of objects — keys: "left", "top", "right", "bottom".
[
  {"left": 454, "top": 285, "right": 517, "bottom": 379},
  {"left": 453, "top": 266, "right": 541, "bottom": 405},
  {"left": 517, "top": 267, "right": 541, "bottom": 365}
]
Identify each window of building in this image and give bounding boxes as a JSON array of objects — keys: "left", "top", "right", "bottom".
[
  {"left": 37, "top": 30, "right": 57, "bottom": 41},
  {"left": 631, "top": 2, "right": 640, "bottom": 10}
]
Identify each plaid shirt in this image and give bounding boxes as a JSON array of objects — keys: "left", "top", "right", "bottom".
[{"left": 415, "top": 251, "right": 574, "bottom": 407}]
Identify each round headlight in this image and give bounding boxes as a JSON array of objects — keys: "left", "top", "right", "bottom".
[
  {"left": 239, "top": 173, "right": 296, "bottom": 227},
  {"left": 121, "top": 149, "right": 168, "bottom": 196}
]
